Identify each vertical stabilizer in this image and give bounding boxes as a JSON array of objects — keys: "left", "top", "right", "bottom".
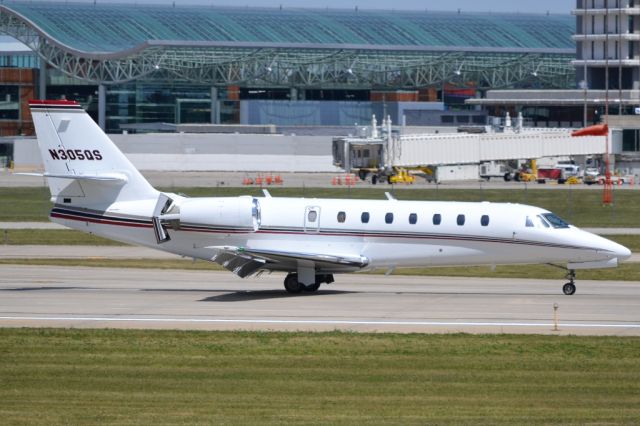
[{"left": 29, "top": 100, "right": 157, "bottom": 206}]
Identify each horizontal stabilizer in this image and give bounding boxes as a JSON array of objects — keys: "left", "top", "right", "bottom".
[{"left": 15, "top": 172, "right": 128, "bottom": 184}]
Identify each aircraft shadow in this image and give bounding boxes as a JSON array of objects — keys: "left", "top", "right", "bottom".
[{"left": 200, "top": 289, "right": 354, "bottom": 302}]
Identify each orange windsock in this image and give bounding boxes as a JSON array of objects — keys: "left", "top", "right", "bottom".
[{"left": 571, "top": 124, "right": 608, "bottom": 137}]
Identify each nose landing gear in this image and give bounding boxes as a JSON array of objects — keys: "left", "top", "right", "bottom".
[{"left": 562, "top": 270, "right": 576, "bottom": 296}]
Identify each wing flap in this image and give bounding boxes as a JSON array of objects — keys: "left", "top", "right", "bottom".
[
  {"left": 208, "top": 245, "right": 368, "bottom": 278},
  {"left": 211, "top": 250, "right": 266, "bottom": 278}
]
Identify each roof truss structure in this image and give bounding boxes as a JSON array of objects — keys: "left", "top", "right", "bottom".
[{"left": 0, "top": 5, "right": 575, "bottom": 90}]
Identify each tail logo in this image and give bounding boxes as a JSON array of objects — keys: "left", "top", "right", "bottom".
[{"left": 48, "top": 149, "right": 103, "bottom": 161}]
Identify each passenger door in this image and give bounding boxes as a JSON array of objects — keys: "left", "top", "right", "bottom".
[{"left": 304, "top": 206, "right": 321, "bottom": 233}]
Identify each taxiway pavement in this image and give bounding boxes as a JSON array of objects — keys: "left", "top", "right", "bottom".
[{"left": 1, "top": 265, "right": 639, "bottom": 336}]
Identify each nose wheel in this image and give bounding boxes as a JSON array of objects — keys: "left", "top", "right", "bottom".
[
  {"left": 562, "top": 270, "right": 576, "bottom": 296},
  {"left": 562, "top": 282, "right": 576, "bottom": 296}
]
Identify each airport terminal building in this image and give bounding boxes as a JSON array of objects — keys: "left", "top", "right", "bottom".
[{"left": 0, "top": 2, "right": 575, "bottom": 135}]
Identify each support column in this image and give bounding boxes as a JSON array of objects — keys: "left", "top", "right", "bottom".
[
  {"left": 98, "top": 84, "right": 106, "bottom": 131},
  {"left": 290, "top": 87, "right": 298, "bottom": 101},
  {"left": 210, "top": 86, "right": 219, "bottom": 124},
  {"left": 39, "top": 60, "right": 46, "bottom": 100}
]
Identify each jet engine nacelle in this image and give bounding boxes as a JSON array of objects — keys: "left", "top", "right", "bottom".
[{"left": 174, "top": 196, "right": 260, "bottom": 231}]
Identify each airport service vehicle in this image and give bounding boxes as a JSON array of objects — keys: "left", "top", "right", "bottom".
[
  {"left": 479, "top": 161, "right": 514, "bottom": 182},
  {"left": 585, "top": 174, "right": 631, "bottom": 186},
  {"left": 24, "top": 100, "right": 631, "bottom": 295}
]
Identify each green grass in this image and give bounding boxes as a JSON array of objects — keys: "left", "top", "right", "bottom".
[
  {"left": 1, "top": 258, "right": 639, "bottom": 281},
  {"left": 0, "top": 187, "right": 52, "bottom": 221},
  {"left": 0, "top": 329, "right": 639, "bottom": 424},
  {"left": 2, "top": 186, "right": 640, "bottom": 227},
  {"left": 0, "top": 229, "right": 127, "bottom": 245},
  {"left": 0, "top": 258, "right": 221, "bottom": 271}
]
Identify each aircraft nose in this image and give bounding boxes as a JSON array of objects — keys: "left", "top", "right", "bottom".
[
  {"left": 593, "top": 234, "right": 632, "bottom": 263},
  {"left": 601, "top": 238, "right": 632, "bottom": 262},
  {"left": 614, "top": 243, "right": 632, "bottom": 262}
]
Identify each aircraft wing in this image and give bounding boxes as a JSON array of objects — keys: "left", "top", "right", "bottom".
[{"left": 209, "top": 246, "right": 369, "bottom": 278}]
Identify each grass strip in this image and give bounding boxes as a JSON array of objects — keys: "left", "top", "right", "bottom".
[
  {"left": 0, "top": 329, "right": 639, "bottom": 425},
  {"left": 1, "top": 258, "right": 639, "bottom": 281},
  {"left": 2, "top": 186, "right": 640, "bottom": 227},
  {"left": 0, "top": 229, "right": 127, "bottom": 246}
]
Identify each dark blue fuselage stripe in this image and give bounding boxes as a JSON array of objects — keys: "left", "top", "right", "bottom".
[{"left": 52, "top": 207, "right": 150, "bottom": 225}]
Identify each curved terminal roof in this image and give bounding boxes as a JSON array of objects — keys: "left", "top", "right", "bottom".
[
  {"left": 4, "top": 2, "right": 573, "bottom": 53},
  {"left": 0, "top": 2, "right": 576, "bottom": 88}
]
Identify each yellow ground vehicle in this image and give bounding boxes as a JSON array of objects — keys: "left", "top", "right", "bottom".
[{"left": 387, "top": 168, "right": 416, "bottom": 184}]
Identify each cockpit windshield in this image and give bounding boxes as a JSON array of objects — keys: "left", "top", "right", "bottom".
[{"left": 541, "top": 213, "right": 570, "bottom": 229}]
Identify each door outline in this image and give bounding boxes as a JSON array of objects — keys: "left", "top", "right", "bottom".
[{"left": 304, "top": 206, "right": 321, "bottom": 233}]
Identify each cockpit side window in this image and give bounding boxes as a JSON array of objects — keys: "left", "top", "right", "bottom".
[
  {"left": 542, "top": 213, "right": 570, "bottom": 229},
  {"left": 537, "top": 215, "right": 550, "bottom": 228},
  {"left": 525, "top": 216, "right": 534, "bottom": 227}
]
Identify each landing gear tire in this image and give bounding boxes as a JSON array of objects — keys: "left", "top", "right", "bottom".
[
  {"left": 562, "top": 282, "right": 576, "bottom": 296},
  {"left": 303, "top": 283, "right": 321, "bottom": 292},
  {"left": 562, "top": 269, "right": 576, "bottom": 295},
  {"left": 284, "top": 273, "right": 303, "bottom": 294}
]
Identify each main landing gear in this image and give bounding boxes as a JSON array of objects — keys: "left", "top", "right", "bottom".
[
  {"left": 283, "top": 273, "right": 334, "bottom": 294},
  {"left": 562, "top": 269, "right": 576, "bottom": 296}
]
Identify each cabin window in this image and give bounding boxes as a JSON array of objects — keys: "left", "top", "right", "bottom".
[
  {"left": 337, "top": 211, "right": 346, "bottom": 223},
  {"left": 361, "top": 212, "right": 370, "bottom": 223},
  {"left": 481, "top": 215, "right": 490, "bottom": 226},
  {"left": 526, "top": 216, "right": 534, "bottom": 227},
  {"left": 409, "top": 213, "right": 418, "bottom": 225},
  {"left": 433, "top": 214, "right": 442, "bottom": 225},
  {"left": 308, "top": 210, "right": 317, "bottom": 222},
  {"left": 457, "top": 214, "right": 465, "bottom": 226},
  {"left": 385, "top": 213, "right": 394, "bottom": 224}
]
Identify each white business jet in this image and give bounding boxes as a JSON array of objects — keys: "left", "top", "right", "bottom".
[{"left": 26, "top": 100, "right": 631, "bottom": 295}]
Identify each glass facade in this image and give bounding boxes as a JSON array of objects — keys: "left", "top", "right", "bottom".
[
  {"left": 0, "top": 85, "right": 19, "bottom": 120},
  {"left": 0, "top": 54, "right": 38, "bottom": 68},
  {"left": 622, "top": 129, "right": 640, "bottom": 152}
]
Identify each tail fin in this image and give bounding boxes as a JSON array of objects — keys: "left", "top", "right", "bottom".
[{"left": 29, "top": 100, "right": 157, "bottom": 207}]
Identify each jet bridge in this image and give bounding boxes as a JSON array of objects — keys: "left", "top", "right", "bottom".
[{"left": 333, "top": 127, "right": 607, "bottom": 178}]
